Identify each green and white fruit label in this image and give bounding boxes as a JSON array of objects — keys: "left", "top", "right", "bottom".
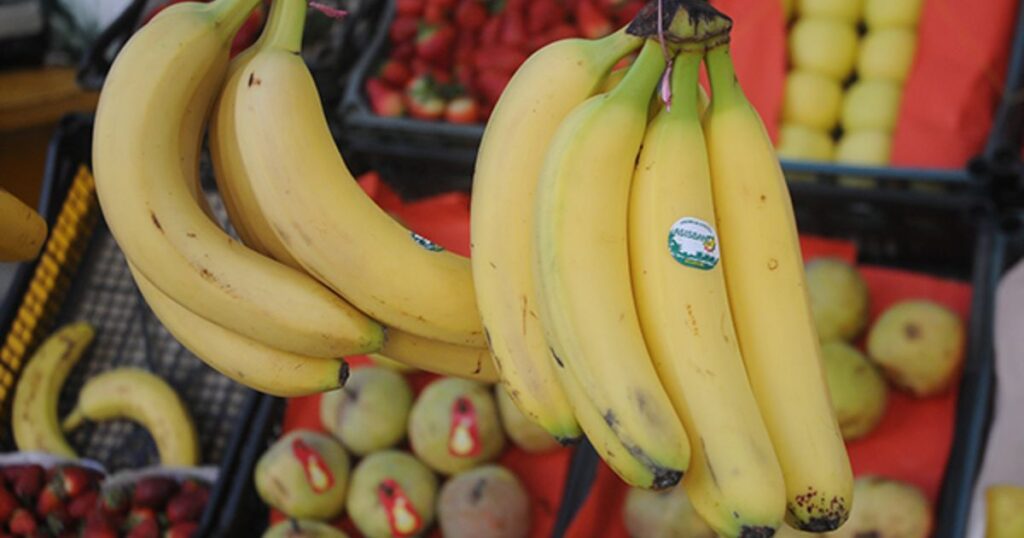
[
  {"left": 411, "top": 232, "right": 444, "bottom": 252},
  {"left": 668, "top": 217, "right": 719, "bottom": 270}
]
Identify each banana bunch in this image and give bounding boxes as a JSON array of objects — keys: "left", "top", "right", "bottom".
[
  {"left": 91, "top": 0, "right": 496, "bottom": 398},
  {"left": 472, "top": 1, "right": 853, "bottom": 535}
]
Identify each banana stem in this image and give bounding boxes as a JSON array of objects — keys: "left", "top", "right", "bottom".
[
  {"left": 705, "top": 44, "right": 740, "bottom": 110},
  {"left": 61, "top": 409, "right": 85, "bottom": 432},
  {"left": 208, "top": 0, "right": 263, "bottom": 38},
  {"left": 611, "top": 40, "right": 669, "bottom": 105},
  {"left": 259, "top": 0, "right": 309, "bottom": 53},
  {"left": 669, "top": 51, "right": 702, "bottom": 120}
]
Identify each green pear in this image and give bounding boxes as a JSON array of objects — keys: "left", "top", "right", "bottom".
[
  {"left": 622, "top": 486, "right": 715, "bottom": 538},
  {"left": 319, "top": 366, "right": 413, "bottom": 455},
  {"left": 495, "top": 385, "right": 560, "bottom": 454},
  {"left": 408, "top": 377, "right": 506, "bottom": 475},
  {"left": 828, "top": 476, "right": 932, "bottom": 538},
  {"left": 437, "top": 465, "right": 530, "bottom": 538},
  {"left": 346, "top": 450, "right": 438, "bottom": 538},
  {"left": 821, "top": 341, "right": 888, "bottom": 440},
  {"left": 254, "top": 430, "right": 350, "bottom": 520},
  {"left": 262, "top": 519, "right": 349, "bottom": 538},
  {"left": 867, "top": 300, "right": 964, "bottom": 396},
  {"left": 805, "top": 258, "right": 869, "bottom": 342}
]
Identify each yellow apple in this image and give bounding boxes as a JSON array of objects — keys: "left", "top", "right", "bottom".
[
  {"left": 777, "top": 124, "right": 835, "bottom": 162},
  {"left": 783, "top": 70, "right": 843, "bottom": 130},
  {"left": 789, "top": 18, "right": 859, "bottom": 81},
  {"left": 842, "top": 79, "right": 902, "bottom": 131},
  {"left": 858, "top": 28, "right": 918, "bottom": 82},
  {"left": 836, "top": 129, "right": 892, "bottom": 165},
  {"left": 864, "top": 0, "right": 924, "bottom": 29},
  {"left": 796, "top": 0, "right": 863, "bottom": 25}
]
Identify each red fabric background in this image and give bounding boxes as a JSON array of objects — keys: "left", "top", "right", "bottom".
[{"left": 271, "top": 176, "right": 972, "bottom": 537}]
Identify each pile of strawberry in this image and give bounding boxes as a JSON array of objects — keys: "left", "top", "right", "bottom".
[
  {"left": 0, "top": 465, "right": 210, "bottom": 538},
  {"left": 365, "top": 0, "right": 645, "bottom": 123}
]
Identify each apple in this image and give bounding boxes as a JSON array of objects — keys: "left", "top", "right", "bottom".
[
  {"left": 858, "top": 28, "right": 918, "bottom": 82},
  {"left": 842, "top": 79, "right": 902, "bottom": 131},
  {"left": 777, "top": 124, "right": 835, "bottom": 162},
  {"left": 865, "top": 0, "right": 924, "bottom": 29},
  {"left": 783, "top": 70, "right": 843, "bottom": 130},
  {"left": 836, "top": 129, "right": 892, "bottom": 166},
  {"left": 796, "top": 0, "right": 863, "bottom": 25},
  {"left": 788, "top": 18, "right": 859, "bottom": 81}
]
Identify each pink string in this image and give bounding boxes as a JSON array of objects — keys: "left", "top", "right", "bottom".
[
  {"left": 309, "top": 1, "right": 347, "bottom": 19},
  {"left": 657, "top": 0, "right": 672, "bottom": 111}
]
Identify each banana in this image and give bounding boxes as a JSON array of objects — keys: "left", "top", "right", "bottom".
[
  {"left": 62, "top": 368, "right": 199, "bottom": 466},
  {"left": 472, "top": 28, "right": 641, "bottom": 442},
  {"left": 533, "top": 40, "right": 690, "bottom": 486},
  {"left": 372, "top": 329, "right": 498, "bottom": 383},
  {"left": 629, "top": 51, "right": 785, "bottom": 536},
  {"left": 227, "top": 0, "right": 483, "bottom": 347},
  {"left": 704, "top": 43, "right": 853, "bottom": 531},
  {"left": 0, "top": 188, "right": 47, "bottom": 262},
  {"left": 11, "top": 322, "right": 94, "bottom": 457},
  {"left": 92, "top": 0, "right": 383, "bottom": 359},
  {"left": 129, "top": 263, "right": 348, "bottom": 397}
]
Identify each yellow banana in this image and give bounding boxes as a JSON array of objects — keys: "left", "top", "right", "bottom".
[
  {"left": 472, "top": 28, "right": 641, "bottom": 442},
  {"left": 533, "top": 40, "right": 690, "bottom": 486},
  {"left": 704, "top": 43, "right": 852, "bottom": 531},
  {"left": 92, "top": 0, "right": 383, "bottom": 359},
  {"left": 629, "top": 51, "right": 785, "bottom": 536},
  {"left": 129, "top": 263, "right": 347, "bottom": 397},
  {"left": 0, "top": 188, "right": 47, "bottom": 262},
  {"left": 63, "top": 368, "right": 199, "bottom": 466},
  {"left": 228, "top": 0, "right": 483, "bottom": 347},
  {"left": 372, "top": 329, "right": 497, "bottom": 383},
  {"left": 12, "top": 322, "right": 94, "bottom": 457}
]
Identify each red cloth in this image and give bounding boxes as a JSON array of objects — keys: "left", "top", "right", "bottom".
[{"left": 273, "top": 178, "right": 971, "bottom": 536}]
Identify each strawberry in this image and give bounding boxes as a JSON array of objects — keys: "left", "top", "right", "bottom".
[
  {"left": 444, "top": 96, "right": 480, "bottom": 124},
  {"left": 454, "top": 30, "right": 477, "bottom": 66},
  {"left": 404, "top": 76, "right": 446, "bottom": 120},
  {"left": 0, "top": 482, "right": 17, "bottom": 521},
  {"left": 389, "top": 16, "right": 419, "bottom": 44},
  {"left": 85, "top": 506, "right": 122, "bottom": 535},
  {"left": 99, "top": 488, "right": 128, "bottom": 516},
  {"left": 416, "top": 23, "right": 457, "bottom": 64},
  {"left": 423, "top": 3, "right": 449, "bottom": 24},
  {"left": 429, "top": 67, "right": 454, "bottom": 86},
  {"left": 366, "top": 79, "right": 406, "bottom": 118},
  {"left": 411, "top": 57, "right": 433, "bottom": 75},
  {"left": 68, "top": 490, "right": 100, "bottom": 519},
  {"left": 392, "top": 42, "right": 416, "bottom": 61},
  {"left": 613, "top": 0, "right": 644, "bottom": 25},
  {"left": 44, "top": 507, "right": 74, "bottom": 537},
  {"left": 475, "top": 69, "right": 512, "bottom": 107},
  {"left": 50, "top": 466, "right": 94, "bottom": 499},
  {"left": 35, "top": 485, "right": 63, "bottom": 517},
  {"left": 479, "top": 16, "right": 502, "bottom": 46},
  {"left": 575, "top": 0, "right": 612, "bottom": 39},
  {"left": 132, "top": 477, "right": 178, "bottom": 510},
  {"left": 8, "top": 509, "right": 36, "bottom": 535},
  {"left": 82, "top": 526, "right": 119, "bottom": 538},
  {"left": 453, "top": 63, "right": 476, "bottom": 93},
  {"left": 125, "top": 513, "right": 159, "bottom": 538},
  {"left": 500, "top": 9, "right": 526, "bottom": 48},
  {"left": 545, "top": 23, "right": 579, "bottom": 43},
  {"left": 379, "top": 59, "right": 413, "bottom": 87},
  {"left": 527, "top": 1, "right": 565, "bottom": 33},
  {"left": 231, "top": 9, "right": 264, "bottom": 58},
  {"left": 6, "top": 465, "right": 44, "bottom": 503},
  {"left": 164, "top": 522, "right": 198, "bottom": 538},
  {"left": 164, "top": 487, "right": 209, "bottom": 523},
  {"left": 396, "top": 0, "right": 425, "bottom": 17},
  {"left": 428, "top": 0, "right": 458, "bottom": 9},
  {"left": 178, "top": 480, "right": 208, "bottom": 496},
  {"left": 473, "top": 47, "right": 527, "bottom": 75},
  {"left": 454, "top": 0, "right": 488, "bottom": 29}
]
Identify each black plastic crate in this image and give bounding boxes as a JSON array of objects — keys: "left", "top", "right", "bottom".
[{"left": 0, "top": 114, "right": 264, "bottom": 538}]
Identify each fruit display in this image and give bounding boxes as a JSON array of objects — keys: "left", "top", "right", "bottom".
[
  {"left": 346, "top": 450, "right": 438, "bottom": 538},
  {"left": 407, "top": 378, "right": 506, "bottom": 475},
  {"left": 0, "top": 188, "right": 48, "bottom": 263},
  {"left": 436, "top": 465, "right": 530, "bottom": 538},
  {"left": 255, "top": 430, "right": 352, "bottom": 520},
  {"left": 778, "top": 0, "right": 921, "bottom": 165},
  {"left": 320, "top": 368, "right": 415, "bottom": 456},
  {"left": 363, "top": 0, "right": 646, "bottom": 122},
  {"left": 99, "top": 472, "right": 214, "bottom": 538}
]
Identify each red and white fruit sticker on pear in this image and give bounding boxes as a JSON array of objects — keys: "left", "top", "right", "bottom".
[
  {"left": 290, "top": 438, "right": 334, "bottom": 494},
  {"left": 378, "top": 478, "right": 422, "bottom": 537},
  {"left": 448, "top": 396, "right": 481, "bottom": 457}
]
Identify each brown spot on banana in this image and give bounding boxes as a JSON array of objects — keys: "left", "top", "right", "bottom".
[
  {"left": 768, "top": 258, "right": 779, "bottom": 271},
  {"left": 150, "top": 212, "right": 162, "bottom": 231}
]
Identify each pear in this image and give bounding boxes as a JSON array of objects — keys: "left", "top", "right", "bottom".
[
  {"left": 867, "top": 300, "right": 964, "bottom": 396},
  {"left": 254, "top": 430, "right": 350, "bottom": 520},
  {"left": 805, "top": 258, "right": 869, "bottom": 342},
  {"left": 438, "top": 465, "right": 530, "bottom": 538},
  {"left": 796, "top": 0, "right": 863, "bottom": 24},
  {"left": 408, "top": 377, "right": 506, "bottom": 475},
  {"left": 783, "top": 71, "right": 843, "bottom": 131},
  {"left": 829, "top": 476, "right": 932, "bottom": 538},
  {"left": 822, "top": 341, "right": 888, "bottom": 440},
  {"left": 865, "top": 0, "right": 924, "bottom": 29},
  {"left": 858, "top": 28, "right": 918, "bottom": 82},
  {"left": 842, "top": 80, "right": 903, "bottom": 132},
  {"left": 262, "top": 519, "right": 349, "bottom": 538},
  {"left": 320, "top": 366, "right": 413, "bottom": 455},
  {"left": 986, "top": 484, "right": 1024, "bottom": 538},
  {"left": 778, "top": 124, "right": 835, "bottom": 163},
  {"left": 495, "top": 385, "right": 560, "bottom": 454},
  {"left": 789, "top": 18, "right": 859, "bottom": 81},
  {"left": 622, "top": 486, "right": 715, "bottom": 538},
  {"left": 346, "top": 450, "right": 438, "bottom": 538}
]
